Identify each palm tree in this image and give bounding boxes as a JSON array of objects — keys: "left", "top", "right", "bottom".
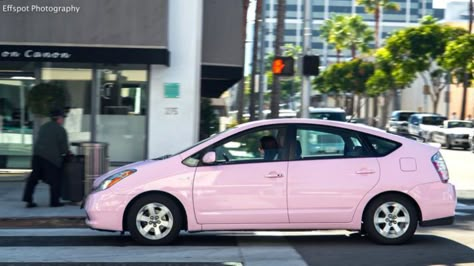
[
  {"left": 236, "top": 0, "right": 251, "bottom": 123},
  {"left": 345, "top": 15, "right": 374, "bottom": 59},
  {"left": 356, "top": 0, "right": 399, "bottom": 49},
  {"left": 270, "top": 0, "right": 286, "bottom": 118},
  {"left": 469, "top": 0, "right": 473, "bottom": 34},
  {"left": 321, "top": 15, "right": 347, "bottom": 62},
  {"left": 249, "top": 0, "right": 262, "bottom": 121},
  {"left": 357, "top": 0, "right": 399, "bottom": 127}
]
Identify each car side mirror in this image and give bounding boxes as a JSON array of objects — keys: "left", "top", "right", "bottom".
[{"left": 202, "top": 151, "right": 216, "bottom": 164}]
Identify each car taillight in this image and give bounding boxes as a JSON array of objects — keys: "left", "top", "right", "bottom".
[{"left": 432, "top": 152, "right": 449, "bottom": 183}]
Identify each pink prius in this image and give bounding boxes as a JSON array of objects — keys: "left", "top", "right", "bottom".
[{"left": 84, "top": 119, "right": 456, "bottom": 245}]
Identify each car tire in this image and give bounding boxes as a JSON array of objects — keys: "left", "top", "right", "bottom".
[
  {"left": 127, "top": 194, "right": 183, "bottom": 245},
  {"left": 363, "top": 195, "right": 418, "bottom": 245},
  {"left": 446, "top": 136, "right": 452, "bottom": 149}
]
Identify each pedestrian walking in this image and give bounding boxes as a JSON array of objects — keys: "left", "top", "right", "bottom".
[{"left": 22, "top": 108, "right": 70, "bottom": 208}]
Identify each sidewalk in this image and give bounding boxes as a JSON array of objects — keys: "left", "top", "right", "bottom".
[{"left": 0, "top": 179, "right": 86, "bottom": 228}]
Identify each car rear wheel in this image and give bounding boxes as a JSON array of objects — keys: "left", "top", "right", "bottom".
[
  {"left": 127, "top": 194, "right": 182, "bottom": 245},
  {"left": 364, "top": 195, "right": 418, "bottom": 245},
  {"left": 446, "top": 136, "right": 452, "bottom": 149}
]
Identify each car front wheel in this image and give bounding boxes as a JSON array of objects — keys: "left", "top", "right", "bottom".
[
  {"left": 127, "top": 194, "right": 183, "bottom": 245},
  {"left": 364, "top": 195, "right": 418, "bottom": 245}
]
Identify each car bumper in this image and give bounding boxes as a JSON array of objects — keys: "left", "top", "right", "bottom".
[
  {"left": 84, "top": 191, "right": 130, "bottom": 232},
  {"left": 448, "top": 138, "right": 470, "bottom": 147},
  {"left": 408, "top": 182, "right": 456, "bottom": 223}
]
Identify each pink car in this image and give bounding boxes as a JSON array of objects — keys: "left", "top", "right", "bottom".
[{"left": 84, "top": 119, "right": 456, "bottom": 245}]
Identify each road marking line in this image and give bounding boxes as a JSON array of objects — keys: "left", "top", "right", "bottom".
[{"left": 455, "top": 212, "right": 470, "bottom": 216}]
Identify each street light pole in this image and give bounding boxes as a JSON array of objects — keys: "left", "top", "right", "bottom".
[
  {"left": 258, "top": 0, "right": 267, "bottom": 120},
  {"left": 301, "top": 0, "right": 312, "bottom": 118}
]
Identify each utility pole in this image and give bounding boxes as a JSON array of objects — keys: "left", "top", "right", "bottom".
[
  {"left": 258, "top": 0, "right": 267, "bottom": 120},
  {"left": 301, "top": 0, "right": 312, "bottom": 118},
  {"left": 461, "top": 0, "right": 473, "bottom": 120}
]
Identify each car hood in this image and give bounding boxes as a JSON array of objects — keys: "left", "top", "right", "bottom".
[
  {"left": 420, "top": 124, "right": 442, "bottom": 131},
  {"left": 446, "top": 128, "right": 474, "bottom": 134},
  {"left": 92, "top": 159, "right": 155, "bottom": 188}
]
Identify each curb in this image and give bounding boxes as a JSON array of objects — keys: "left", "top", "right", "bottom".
[{"left": 0, "top": 217, "right": 86, "bottom": 228}]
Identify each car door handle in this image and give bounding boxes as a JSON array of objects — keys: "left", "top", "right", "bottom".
[
  {"left": 265, "top": 172, "right": 284, "bottom": 178},
  {"left": 356, "top": 170, "right": 376, "bottom": 175}
]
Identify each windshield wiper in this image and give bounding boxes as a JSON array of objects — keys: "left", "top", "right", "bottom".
[{"left": 153, "top": 154, "right": 172, "bottom": 160}]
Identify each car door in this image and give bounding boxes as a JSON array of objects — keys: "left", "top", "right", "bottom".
[
  {"left": 192, "top": 125, "right": 289, "bottom": 224},
  {"left": 287, "top": 125, "right": 380, "bottom": 223}
]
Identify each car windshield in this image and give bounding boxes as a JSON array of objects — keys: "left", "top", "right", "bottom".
[
  {"left": 398, "top": 112, "right": 415, "bottom": 121},
  {"left": 166, "top": 127, "right": 236, "bottom": 158},
  {"left": 310, "top": 112, "right": 346, "bottom": 121},
  {"left": 422, "top": 116, "right": 446, "bottom": 125},
  {"left": 447, "top": 121, "right": 474, "bottom": 128}
]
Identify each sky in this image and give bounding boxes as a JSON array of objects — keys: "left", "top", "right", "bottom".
[{"left": 433, "top": 0, "right": 446, "bottom": 9}]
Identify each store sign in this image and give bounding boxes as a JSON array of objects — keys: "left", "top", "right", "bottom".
[
  {"left": 0, "top": 45, "right": 169, "bottom": 65},
  {"left": 1, "top": 49, "right": 71, "bottom": 59}
]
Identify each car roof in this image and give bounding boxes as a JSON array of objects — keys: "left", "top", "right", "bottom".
[
  {"left": 308, "top": 107, "right": 345, "bottom": 113},
  {"left": 410, "top": 113, "right": 445, "bottom": 117}
]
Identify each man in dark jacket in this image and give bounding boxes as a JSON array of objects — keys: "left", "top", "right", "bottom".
[{"left": 23, "top": 108, "right": 69, "bottom": 207}]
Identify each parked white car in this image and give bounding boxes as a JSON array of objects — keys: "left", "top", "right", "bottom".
[
  {"left": 408, "top": 114, "right": 447, "bottom": 141},
  {"left": 431, "top": 120, "right": 474, "bottom": 150}
]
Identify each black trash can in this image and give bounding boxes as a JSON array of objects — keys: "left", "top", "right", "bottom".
[{"left": 61, "top": 155, "right": 85, "bottom": 202}]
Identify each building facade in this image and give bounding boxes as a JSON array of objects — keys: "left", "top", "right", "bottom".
[
  {"left": 0, "top": 0, "right": 243, "bottom": 171},
  {"left": 262, "top": 0, "right": 437, "bottom": 65}
]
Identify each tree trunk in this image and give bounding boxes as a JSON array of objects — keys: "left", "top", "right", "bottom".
[
  {"left": 336, "top": 49, "right": 341, "bottom": 63},
  {"left": 270, "top": 0, "right": 286, "bottom": 118},
  {"left": 374, "top": 6, "right": 380, "bottom": 49},
  {"left": 249, "top": 0, "right": 262, "bottom": 121},
  {"left": 370, "top": 6, "right": 381, "bottom": 127},
  {"left": 469, "top": 0, "right": 473, "bottom": 34},
  {"left": 433, "top": 91, "right": 441, "bottom": 114},
  {"left": 237, "top": 0, "right": 251, "bottom": 123},
  {"left": 380, "top": 90, "right": 394, "bottom": 129},
  {"left": 351, "top": 45, "right": 357, "bottom": 59},
  {"left": 236, "top": 80, "right": 245, "bottom": 123},
  {"left": 357, "top": 94, "right": 361, "bottom": 117}
]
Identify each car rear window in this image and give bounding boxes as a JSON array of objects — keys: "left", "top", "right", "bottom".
[
  {"left": 398, "top": 112, "right": 415, "bottom": 121},
  {"left": 366, "top": 135, "right": 401, "bottom": 156},
  {"left": 310, "top": 112, "right": 346, "bottom": 121},
  {"left": 421, "top": 116, "right": 446, "bottom": 125}
]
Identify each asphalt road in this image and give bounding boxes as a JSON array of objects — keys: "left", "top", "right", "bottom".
[{"left": 0, "top": 206, "right": 472, "bottom": 266}]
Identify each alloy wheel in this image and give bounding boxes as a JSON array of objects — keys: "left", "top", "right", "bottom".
[
  {"left": 135, "top": 203, "right": 174, "bottom": 240},
  {"left": 373, "top": 202, "right": 410, "bottom": 239}
]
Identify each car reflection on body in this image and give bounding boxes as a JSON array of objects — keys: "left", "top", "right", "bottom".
[{"left": 84, "top": 119, "right": 456, "bottom": 245}]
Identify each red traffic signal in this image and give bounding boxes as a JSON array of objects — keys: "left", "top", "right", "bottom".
[{"left": 272, "top": 56, "right": 294, "bottom": 76}]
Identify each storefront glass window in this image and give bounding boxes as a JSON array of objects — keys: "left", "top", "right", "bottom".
[{"left": 96, "top": 68, "right": 148, "bottom": 163}]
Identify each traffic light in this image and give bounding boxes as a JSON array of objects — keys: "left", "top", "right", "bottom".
[
  {"left": 302, "top": 55, "right": 320, "bottom": 76},
  {"left": 272, "top": 56, "right": 294, "bottom": 76}
]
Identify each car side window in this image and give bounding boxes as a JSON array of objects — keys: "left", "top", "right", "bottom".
[
  {"left": 295, "top": 126, "right": 368, "bottom": 159},
  {"left": 209, "top": 126, "right": 287, "bottom": 165},
  {"left": 365, "top": 135, "right": 401, "bottom": 156}
]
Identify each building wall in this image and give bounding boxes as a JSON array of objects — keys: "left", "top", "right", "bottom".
[{"left": 148, "top": 0, "right": 203, "bottom": 158}]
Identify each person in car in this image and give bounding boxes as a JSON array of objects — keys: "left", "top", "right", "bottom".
[{"left": 259, "top": 136, "right": 279, "bottom": 161}]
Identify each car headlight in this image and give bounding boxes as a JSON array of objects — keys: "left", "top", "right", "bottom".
[{"left": 96, "top": 169, "right": 137, "bottom": 192}]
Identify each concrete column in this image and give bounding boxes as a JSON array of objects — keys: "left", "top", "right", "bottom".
[{"left": 148, "top": 0, "right": 203, "bottom": 157}]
